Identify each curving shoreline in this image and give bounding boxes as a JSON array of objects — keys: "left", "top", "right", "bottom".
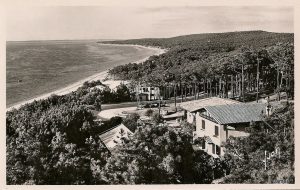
[{"left": 7, "top": 44, "right": 167, "bottom": 112}]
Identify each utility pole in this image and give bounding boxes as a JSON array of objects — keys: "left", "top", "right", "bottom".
[
  {"left": 264, "top": 150, "right": 267, "bottom": 170},
  {"left": 180, "top": 81, "right": 183, "bottom": 103},
  {"left": 174, "top": 83, "right": 177, "bottom": 112},
  {"left": 137, "top": 81, "right": 142, "bottom": 108},
  {"left": 156, "top": 87, "right": 162, "bottom": 122},
  {"left": 256, "top": 56, "right": 261, "bottom": 103},
  {"left": 276, "top": 63, "right": 280, "bottom": 101},
  {"left": 242, "top": 64, "right": 245, "bottom": 102},
  {"left": 136, "top": 82, "right": 139, "bottom": 107}
]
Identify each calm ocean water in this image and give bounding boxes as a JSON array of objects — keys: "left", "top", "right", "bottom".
[{"left": 6, "top": 40, "right": 157, "bottom": 107}]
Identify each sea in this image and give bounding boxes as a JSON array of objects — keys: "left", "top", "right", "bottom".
[{"left": 6, "top": 40, "right": 158, "bottom": 107}]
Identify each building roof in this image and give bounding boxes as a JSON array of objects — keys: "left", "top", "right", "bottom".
[
  {"left": 99, "top": 123, "right": 132, "bottom": 150},
  {"left": 179, "top": 97, "right": 240, "bottom": 113},
  {"left": 204, "top": 103, "right": 266, "bottom": 124},
  {"left": 162, "top": 111, "right": 185, "bottom": 119}
]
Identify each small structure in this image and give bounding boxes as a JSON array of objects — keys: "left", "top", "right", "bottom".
[
  {"left": 99, "top": 123, "right": 132, "bottom": 151},
  {"left": 193, "top": 103, "right": 267, "bottom": 157},
  {"left": 159, "top": 106, "right": 184, "bottom": 127},
  {"left": 263, "top": 92, "right": 287, "bottom": 102},
  {"left": 162, "top": 111, "right": 185, "bottom": 122},
  {"left": 162, "top": 111, "right": 185, "bottom": 127},
  {"left": 136, "top": 85, "right": 160, "bottom": 101}
]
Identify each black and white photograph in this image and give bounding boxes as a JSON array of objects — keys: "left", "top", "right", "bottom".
[{"left": 1, "top": 0, "right": 298, "bottom": 188}]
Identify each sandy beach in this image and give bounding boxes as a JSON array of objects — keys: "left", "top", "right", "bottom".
[{"left": 7, "top": 44, "right": 166, "bottom": 112}]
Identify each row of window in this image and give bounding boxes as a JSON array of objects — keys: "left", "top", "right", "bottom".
[
  {"left": 201, "top": 119, "right": 219, "bottom": 136},
  {"left": 140, "top": 87, "right": 156, "bottom": 92}
]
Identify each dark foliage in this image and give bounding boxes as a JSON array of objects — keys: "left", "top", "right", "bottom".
[
  {"left": 98, "top": 124, "right": 225, "bottom": 184},
  {"left": 103, "top": 31, "right": 293, "bottom": 50},
  {"left": 122, "top": 113, "right": 140, "bottom": 132},
  {"left": 6, "top": 101, "right": 110, "bottom": 184},
  {"left": 106, "top": 31, "right": 294, "bottom": 102},
  {"left": 6, "top": 80, "right": 132, "bottom": 184},
  {"left": 222, "top": 103, "right": 294, "bottom": 183}
]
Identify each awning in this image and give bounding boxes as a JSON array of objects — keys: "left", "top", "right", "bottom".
[{"left": 204, "top": 136, "right": 213, "bottom": 144}]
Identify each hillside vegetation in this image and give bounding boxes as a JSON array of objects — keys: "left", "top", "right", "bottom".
[
  {"left": 104, "top": 30, "right": 292, "bottom": 50},
  {"left": 104, "top": 31, "right": 294, "bottom": 102}
]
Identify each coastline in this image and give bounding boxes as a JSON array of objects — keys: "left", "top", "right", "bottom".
[{"left": 6, "top": 44, "right": 167, "bottom": 112}]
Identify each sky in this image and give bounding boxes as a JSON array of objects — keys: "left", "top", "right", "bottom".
[{"left": 6, "top": 6, "right": 294, "bottom": 41}]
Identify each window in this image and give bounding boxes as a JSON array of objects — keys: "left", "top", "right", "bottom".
[
  {"left": 212, "top": 143, "right": 215, "bottom": 154},
  {"left": 216, "top": 145, "right": 221, "bottom": 156},
  {"left": 202, "top": 140, "right": 206, "bottom": 149},
  {"left": 215, "top": 126, "right": 219, "bottom": 136},
  {"left": 202, "top": 120, "right": 205, "bottom": 129}
]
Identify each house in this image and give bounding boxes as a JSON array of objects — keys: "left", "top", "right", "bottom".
[
  {"left": 193, "top": 103, "right": 267, "bottom": 158},
  {"left": 180, "top": 97, "right": 240, "bottom": 125},
  {"left": 136, "top": 85, "right": 160, "bottom": 101},
  {"left": 99, "top": 123, "right": 132, "bottom": 151}
]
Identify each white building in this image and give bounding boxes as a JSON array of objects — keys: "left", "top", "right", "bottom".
[
  {"left": 193, "top": 103, "right": 267, "bottom": 157},
  {"left": 136, "top": 85, "right": 160, "bottom": 101}
]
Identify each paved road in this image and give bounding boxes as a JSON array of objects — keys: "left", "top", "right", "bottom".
[{"left": 101, "top": 94, "right": 208, "bottom": 110}]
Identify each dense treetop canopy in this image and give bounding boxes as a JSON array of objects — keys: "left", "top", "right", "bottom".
[{"left": 103, "top": 31, "right": 293, "bottom": 50}]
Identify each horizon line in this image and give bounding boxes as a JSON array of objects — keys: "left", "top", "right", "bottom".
[{"left": 6, "top": 30, "right": 294, "bottom": 42}]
